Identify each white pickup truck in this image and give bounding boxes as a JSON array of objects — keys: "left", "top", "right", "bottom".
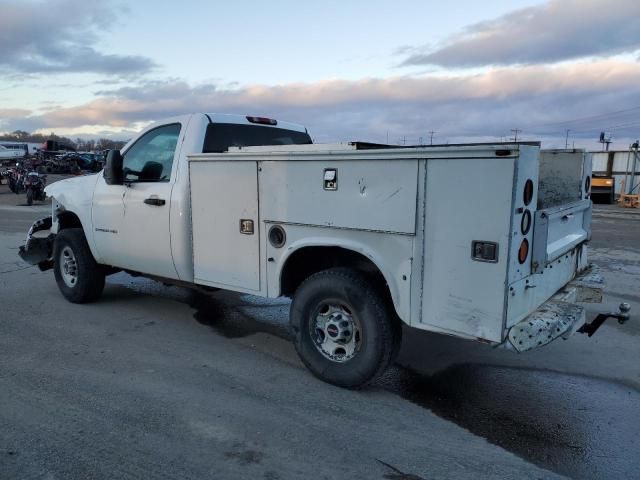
[{"left": 19, "top": 113, "right": 629, "bottom": 387}]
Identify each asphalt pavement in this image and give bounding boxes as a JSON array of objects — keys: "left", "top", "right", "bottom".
[{"left": 0, "top": 182, "right": 638, "bottom": 480}]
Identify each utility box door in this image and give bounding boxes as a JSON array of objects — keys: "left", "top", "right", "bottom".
[
  {"left": 259, "top": 160, "right": 418, "bottom": 234},
  {"left": 190, "top": 161, "right": 260, "bottom": 291},
  {"left": 421, "top": 157, "right": 515, "bottom": 342}
]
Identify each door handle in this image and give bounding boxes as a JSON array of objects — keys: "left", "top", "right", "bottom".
[{"left": 144, "top": 197, "right": 166, "bottom": 206}]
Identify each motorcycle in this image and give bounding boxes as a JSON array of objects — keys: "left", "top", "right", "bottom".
[
  {"left": 0, "top": 168, "right": 10, "bottom": 185},
  {"left": 24, "top": 171, "right": 47, "bottom": 206},
  {"left": 8, "top": 164, "right": 25, "bottom": 194}
]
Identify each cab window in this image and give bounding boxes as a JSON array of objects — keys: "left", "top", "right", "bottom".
[
  {"left": 202, "top": 123, "right": 312, "bottom": 153},
  {"left": 123, "top": 124, "right": 181, "bottom": 182}
]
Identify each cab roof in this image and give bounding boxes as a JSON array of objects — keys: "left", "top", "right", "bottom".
[{"left": 205, "top": 113, "right": 308, "bottom": 133}]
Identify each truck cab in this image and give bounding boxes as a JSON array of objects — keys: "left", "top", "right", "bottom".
[{"left": 38, "top": 114, "right": 311, "bottom": 282}]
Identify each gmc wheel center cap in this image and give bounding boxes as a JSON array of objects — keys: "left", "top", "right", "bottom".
[{"left": 327, "top": 324, "right": 339, "bottom": 337}]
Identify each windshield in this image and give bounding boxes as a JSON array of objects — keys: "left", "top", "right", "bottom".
[{"left": 202, "top": 123, "right": 312, "bottom": 153}]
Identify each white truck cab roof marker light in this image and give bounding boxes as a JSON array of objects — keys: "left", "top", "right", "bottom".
[{"left": 246, "top": 116, "right": 277, "bottom": 126}]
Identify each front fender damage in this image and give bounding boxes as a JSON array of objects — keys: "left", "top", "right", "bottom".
[{"left": 18, "top": 216, "right": 55, "bottom": 271}]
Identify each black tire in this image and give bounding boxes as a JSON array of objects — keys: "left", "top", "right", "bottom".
[
  {"left": 53, "top": 228, "right": 105, "bottom": 303},
  {"left": 26, "top": 188, "right": 33, "bottom": 206},
  {"left": 290, "top": 268, "right": 401, "bottom": 388}
]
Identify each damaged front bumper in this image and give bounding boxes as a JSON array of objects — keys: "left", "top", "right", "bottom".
[
  {"left": 505, "top": 265, "right": 631, "bottom": 352},
  {"left": 18, "top": 216, "right": 55, "bottom": 271}
]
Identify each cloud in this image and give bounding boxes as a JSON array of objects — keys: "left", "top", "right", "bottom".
[
  {"left": 10, "top": 59, "right": 638, "bottom": 148},
  {"left": 400, "top": 0, "right": 640, "bottom": 68},
  {"left": 0, "top": 0, "right": 155, "bottom": 75},
  {"left": 0, "top": 108, "right": 31, "bottom": 118},
  {"left": 0, "top": 108, "right": 32, "bottom": 131}
]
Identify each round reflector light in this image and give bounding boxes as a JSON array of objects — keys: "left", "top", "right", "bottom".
[
  {"left": 521, "top": 209, "right": 532, "bottom": 235},
  {"left": 518, "top": 239, "right": 529, "bottom": 264},
  {"left": 523, "top": 179, "right": 534, "bottom": 206}
]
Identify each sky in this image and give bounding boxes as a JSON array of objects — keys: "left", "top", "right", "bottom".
[{"left": 1, "top": 0, "right": 639, "bottom": 150}]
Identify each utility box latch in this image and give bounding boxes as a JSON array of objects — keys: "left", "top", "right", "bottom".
[{"left": 324, "top": 169, "right": 337, "bottom": 190}]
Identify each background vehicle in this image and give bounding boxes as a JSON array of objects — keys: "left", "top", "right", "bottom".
[
  {"left": 38, "top": 140, "right": 76, "bottom": 162},
  {"left": 8, "top": 163, "right": 26, "bottom": 194},
  {"left": 591, "top": 174, "right": 615, "bottom": 204},
  {"left": 0, "top": 144, "right": 26, "bottom": 160},
  {"left": 18, "top": 114, "right": 623, "bottom": 388},
  {"left": 24, "top": 171, "right": 47, "bottom": 205}
]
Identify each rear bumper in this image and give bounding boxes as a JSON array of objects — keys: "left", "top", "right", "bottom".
[{"left": 505, "top": 264, "right": 606, "bottom": 352}]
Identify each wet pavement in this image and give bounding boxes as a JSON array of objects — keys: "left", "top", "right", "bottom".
[{"left": 382, "top": 365, "right": 639, "bottom": 480}]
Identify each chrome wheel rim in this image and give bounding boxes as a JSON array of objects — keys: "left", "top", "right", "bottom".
[
  {"left": 310, "top": 301, "right": 361, "bottom": 363},
  {"left": 60, "top": 246, "right": 78, "bottom": 288}
]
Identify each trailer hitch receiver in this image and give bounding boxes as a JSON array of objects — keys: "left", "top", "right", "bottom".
[{"left": 578, "top": 303, "right": 631, "bottom": 337}]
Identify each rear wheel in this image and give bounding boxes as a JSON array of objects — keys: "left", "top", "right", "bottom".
[
  {"left": 26, "top": 188, "right": 33, "bottom": 206},
  {"left": 290, "top": 268, "right": 401, "bottom": 388},
  {"left": 53, "top": 228, "right": 105, "bottom": 303}
]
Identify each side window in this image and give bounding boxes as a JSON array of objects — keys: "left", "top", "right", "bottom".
[{"left": 122, "top": 124, "right": 181, "bottom": 182}]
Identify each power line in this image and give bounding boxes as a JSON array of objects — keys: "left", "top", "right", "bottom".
[
  {"left": 558, "top": 120, "right": 640, "bottom": 135},
  {"left": 529, "top": 105, "right": 640, "bottom": 129}
]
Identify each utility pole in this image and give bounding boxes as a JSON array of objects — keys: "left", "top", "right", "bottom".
[
  {"left": 565, "top": 129, "right": 570, "bottom": 149},
  {"left": 511, "top": 128, "right": 521, "bottom": 142},
  {"left": 599, "top": 131, "right": 612, "bottom": 151},
  {"left": 429, "top": 130, "right": 435, "bottom": 145}
]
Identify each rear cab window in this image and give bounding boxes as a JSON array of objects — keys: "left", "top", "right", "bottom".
[{"left": 202, "top": 123, "right": 312, "bottom": 153}]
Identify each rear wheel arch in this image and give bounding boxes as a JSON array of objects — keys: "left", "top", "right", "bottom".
[{"left": 279, "top": 244, "right": 403, "bottom": 320}]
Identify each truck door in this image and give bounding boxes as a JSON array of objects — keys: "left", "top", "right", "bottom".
[{"left": 92, "top": 123, "right": 183, "bottom": 279}]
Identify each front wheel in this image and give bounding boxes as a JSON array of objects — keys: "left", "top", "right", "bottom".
[
  {"left": 290, "top": 268, "right": 401, "bottom": 388},
  {"left": 53, "top": 228, "right": 105, "bottom": 303},
  {"left": 26, "top": 188, "right": 33, "bottom": 205}
]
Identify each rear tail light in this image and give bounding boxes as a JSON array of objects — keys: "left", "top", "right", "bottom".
[
  {"left": 523, "top": 179, "right": 534, "bottom": 206},
  {"left": 518, "top": 239, "right": 529, "bottom": 264},
  {"left": 585, "top": 176, "right": 591, "bottom": 194},
  {"left": 246, "top": 116, "right": 277, "bottom": 126}
]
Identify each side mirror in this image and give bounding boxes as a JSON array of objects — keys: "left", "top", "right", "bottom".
[{"left": 104, "top": 149, "right": 123, "bottom": 185}]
